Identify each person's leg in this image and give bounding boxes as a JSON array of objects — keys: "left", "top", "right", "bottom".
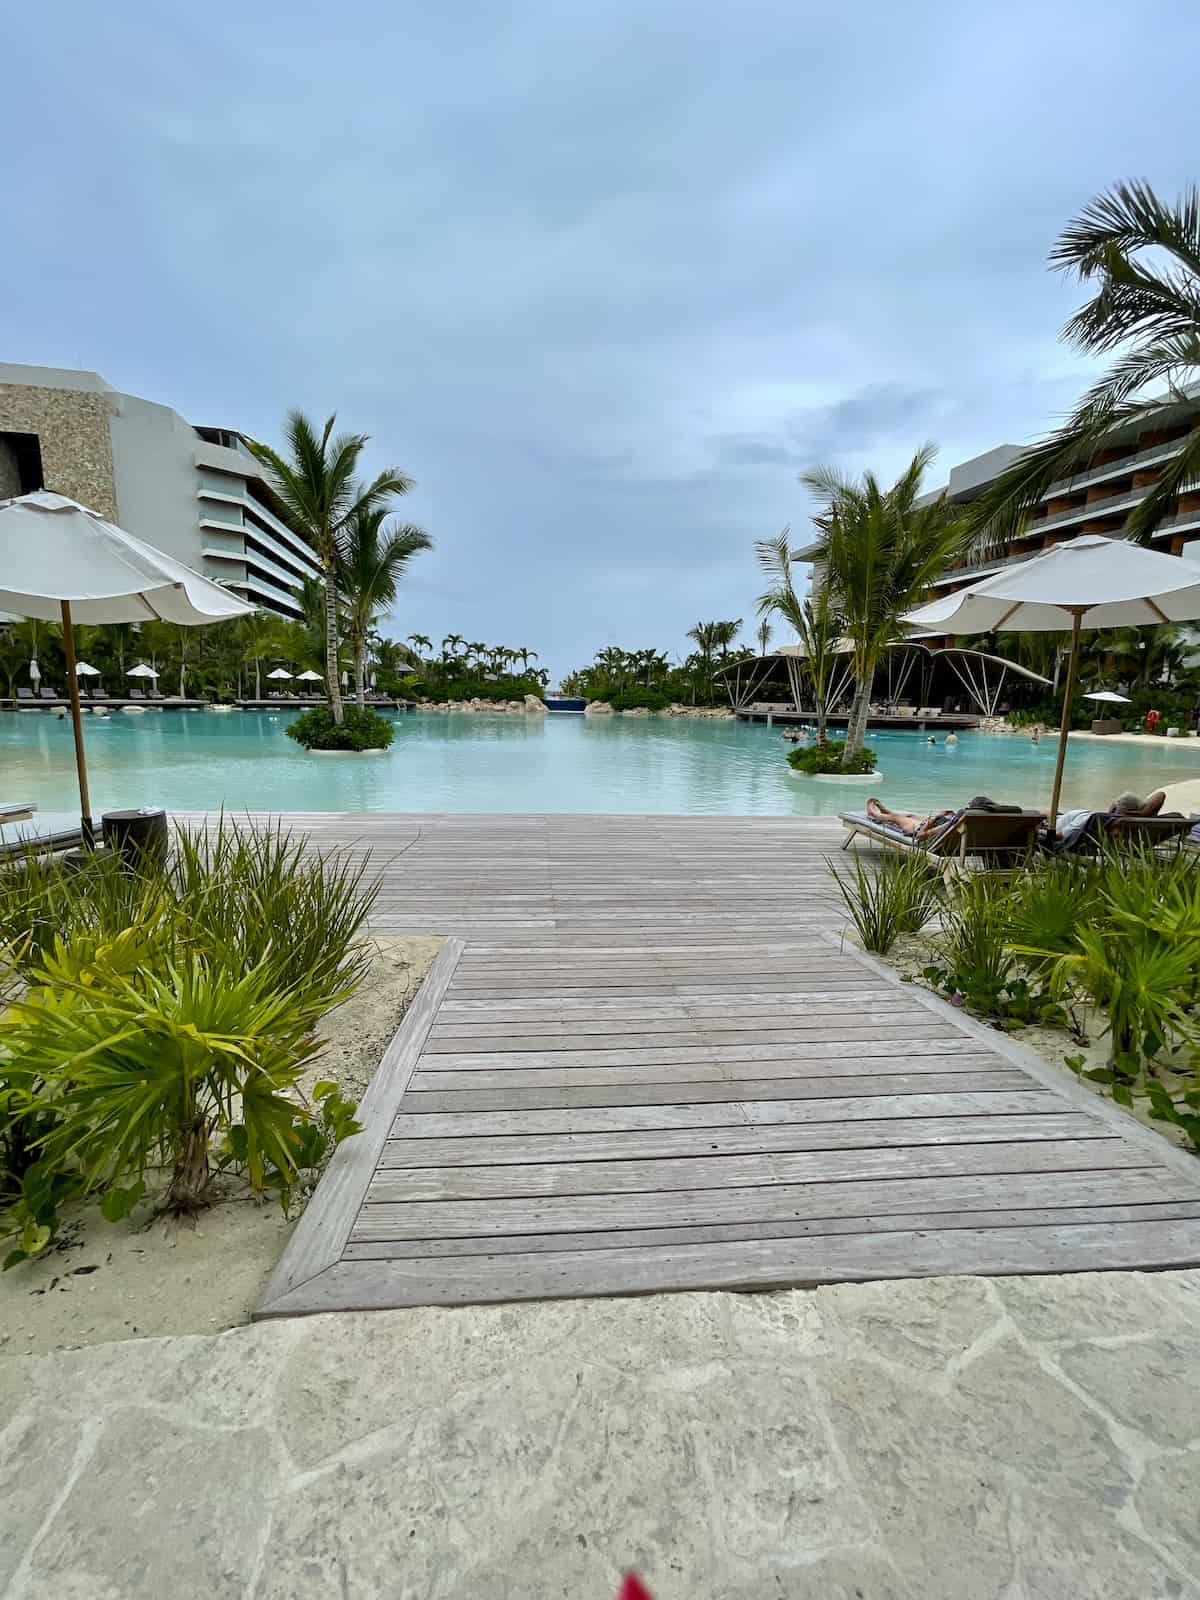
[{"left": 867, "top": 798, "right": 920, "bottom": 834}]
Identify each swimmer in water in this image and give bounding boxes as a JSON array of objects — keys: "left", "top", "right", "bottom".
[
  {"left": 945, "top": 732, "right": 958, "bottom": 746},
  {"left": 926, "top": 735, "right": 936, "bottom": 745},
  {"left": 1030, "top": 728, "right": 1041, "bottom": 745}
]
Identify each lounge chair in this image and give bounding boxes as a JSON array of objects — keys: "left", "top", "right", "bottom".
[
  {"left": 148, "top": 686, "right": 165, "bottom": 700},
  {"left": 16, "top": 687, "right": 34, "bottom": 701},
  {"left": 38, "top": 686, "right": 58, "bottom": 700},
  {"left": 1049, "top": 810, "right": 1198, "bottom": 856},
  {"left": 840, "top": 805, "right": 1044, "bottom": 875},
  {"left": 128, "top": 686, "right": 146, "bottom": 700},
  {"left": 0, "top": 801, "right": 36, "bottom": 823}
]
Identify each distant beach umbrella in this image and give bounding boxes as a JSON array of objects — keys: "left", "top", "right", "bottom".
[
  {"left": 1083, "top": 689, "right": 1132, "bottom": 704},
  {"left": 296, "top": 668, "right": 323, "bottom": 682},
  {"left": 127, "top": 663, "right": 159, "bottom": 679},
  {"left": 0, "top": 490, "right": 252, "bottom": 843},
  {"left": 74, "top": 660, "right": 101, "bottom": 677},
  {"left": 29, "top": 657, "right": 41, "bottom": 684},
  {"left": 267, "top": 667, "right": 294, "bottom": 680},
  {"left": 340, "top": 671, "right": 349, "bottom": 688}
]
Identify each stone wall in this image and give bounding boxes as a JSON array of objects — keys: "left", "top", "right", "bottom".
[
  {"left": 0, "top": 437, "right": 19, "bottom": 498},
  {"left": 0, "top": 383, "right": 118, "bottom": 518}
]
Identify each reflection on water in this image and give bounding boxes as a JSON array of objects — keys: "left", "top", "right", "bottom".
[{"left": 2, "top": 708, "right": 1198, "bottom": 817}]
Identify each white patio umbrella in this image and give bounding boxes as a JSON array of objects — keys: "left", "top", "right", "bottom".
[
  {"left": 1083, "top": 689, "right": 1132, "bottom": 704},
  {"left": 296, "top": 668, "right": 323, "bottom": 682},
  {"left": 127, "top": 663, "right": 159, "bottom": 678},
  {"left": 267, "top": 667, "right": 293, "bottom": 680},
  {"left": 0, "top": 491, "right": 252, "bottom": 843},
  {"left": 903, "top": 534, "right": 1200, "bottom": 817},
  {"left": 74, "top": 660, "right": 101, "bottom": 677}
]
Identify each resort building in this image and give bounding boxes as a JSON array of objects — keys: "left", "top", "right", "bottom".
[
  {"left": 798, "top": 384, "right": 1200, "bottom": 599},
  {"left": 0, "top": 362, "right": 319, "bottom": 619}
]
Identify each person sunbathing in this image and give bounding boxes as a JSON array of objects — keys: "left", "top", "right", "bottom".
[
  {"left": 866, "top": 797, "right": 957, "bottom": 839},
  {"left": 1053, "top": 789, "right": 1166, "bottom": 838}
]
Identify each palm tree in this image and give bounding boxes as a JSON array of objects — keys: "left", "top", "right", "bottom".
[
  {"left": 407, "top": 633, "right": 432, "bottom": 662},
  {"left": 972, "top": 181, "right": 1200, "bottom": 546},
  {"left": 713, "top": 619, "right": 742, "bottom": 660},
  {"left": 516, "top": 646, "right": 538, "bottom": 674},
  {"left": 236, "top": 609, "right": 284, "bottom": 701},
  {"left": 245, "top": 412, "right": 415, "bottom": 724},
  {"left": 805, "top": 445, "right": 971, "bottom": 762},
  {"left": 340, "top": 504, "right": 432, "bottom": 704},
  {"left": 756, "top": 618, "right": 772, "bottom": 656},
  {"left": 756, "top": 528, "right": 842, "bottom": 747},
  {"left": 441, "top": 633, "right": 465, "bottom": 663}
]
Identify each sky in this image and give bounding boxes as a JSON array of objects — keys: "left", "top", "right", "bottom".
[{"left": 4, "top": 2, "right": 1200, "bottom": 682}]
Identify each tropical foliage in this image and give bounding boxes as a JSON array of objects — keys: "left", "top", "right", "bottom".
[
  {"left": 561, "top": 627, "right": 748, "bottom": 707},
  {"left": 244, "top": 412, "right": 425, "bottom": 724},
  {"left": 286, "top": 704, "right": 394, "bottom": 751},
  {"left": 340, "top": 506, "right": 432, "bottom": 704},
  {"left": 804, "top": 445, "right": 972, "bottom": 762},
  {"left": 971, "top": 181, "right": 1200, "bottom": 546},
  {"left": 756, "top": 528, "right": 842, "bottom": 746},
  {"left": 0, "top": 820, "right": 376, "bottom": 1262}
]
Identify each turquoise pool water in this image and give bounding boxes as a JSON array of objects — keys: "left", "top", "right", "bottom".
[{"left": 3, "top": 708, "right": 1199, "bottom": 818}]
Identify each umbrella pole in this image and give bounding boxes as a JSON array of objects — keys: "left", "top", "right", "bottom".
[
  {"left": 59, "top": 600, "right": 95, "bottom": 848},
  {"left": 1048, "top": 610, "right": 1083, "bottom": 823}
]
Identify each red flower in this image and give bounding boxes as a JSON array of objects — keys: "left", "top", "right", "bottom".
[{"left": 618, "top": 1576, "right": 654, "bottom": 1600}]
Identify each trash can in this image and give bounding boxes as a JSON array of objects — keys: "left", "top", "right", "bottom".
[{"left": 101, "top": 807, "right": 169, "bottom": 867}]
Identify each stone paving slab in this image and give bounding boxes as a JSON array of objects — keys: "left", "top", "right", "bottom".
[{"left": 2, "top": 1270, "right": 1199, "bottom": 1599}]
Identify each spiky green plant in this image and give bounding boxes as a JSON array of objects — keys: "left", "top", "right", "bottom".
[{"left": 826, "top": 849, "right": 941, "bottom": 954}]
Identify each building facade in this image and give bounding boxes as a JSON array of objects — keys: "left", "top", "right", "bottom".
[
  {"left": 920, "top": 389, "right": 1200, "bottom": 600},
  {"left": 0, "top": 363, "right": 320, "bottom": 619},
  {"left": 798, "top": 388, "right": 1200, "bottom": 599}
]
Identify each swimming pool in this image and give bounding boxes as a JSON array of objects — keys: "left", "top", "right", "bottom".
[{"left": 2, "top": 708, "right": 1198, "bottom": 818}]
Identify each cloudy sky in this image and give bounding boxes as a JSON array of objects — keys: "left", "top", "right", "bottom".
[{"left": 5, "top": 2, "right": 1199, "bottom": 679}]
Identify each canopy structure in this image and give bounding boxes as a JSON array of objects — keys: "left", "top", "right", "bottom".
[
  {"left": 127, "top": 663, "right": 159, "bottom": 679},
  {"left": 74, "top": 660, "right": 101, "bottom": 677},
  {"left": 267, "top": 667, "right": 293, "bottom": 681},
  {"left": 296, "top": 668, "right": 323, "bottom": 682},
  {"left": 713, "top": 641, "right": 1049, "bottom": 719},
  {"left": 903, "top": 533, "right": 1200, "bottom": 815},
  {"left": 0, "top": 490, "right": 252, "bottom": 843},
  {"left": 1084, "top": 689, "right": 1132, "bottom": 705}
]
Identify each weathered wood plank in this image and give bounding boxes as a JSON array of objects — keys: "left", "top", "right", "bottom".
[
  {"left": 365, "top": 1137, "right": 1139, "bottom": 1206},
  {"left": 256, "top": 938, "right": 465, "bottom": 1311},
  {"left": 261, "top": 1217, "right": 1200, "bottom": 1313},
  {"left": 377, "top": 1112, "right": 1099, "bottom": 1170},
  {"left": 399, "top": 1069, "right": 1035, "bottom": 1113},
  {"left": 390, "top": 1088, "right": 1061, "bottom": 1140},
  {"left": 343, "top": 1198, "right": 1200, "bottom": 1261}
]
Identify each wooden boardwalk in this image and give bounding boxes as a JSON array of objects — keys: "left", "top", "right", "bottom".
[{"left": 257, "top": 813, "right": 1200, "bottom": 1315}]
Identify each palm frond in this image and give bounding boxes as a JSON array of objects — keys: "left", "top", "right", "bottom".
[{"left": 1051, "top": 180, "right": 1200, "bottom": 282}]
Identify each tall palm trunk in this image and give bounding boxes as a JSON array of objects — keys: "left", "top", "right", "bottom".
[
  {"left": 842, "top": 673, "right": 873, "bottom": 762},
  {"left": 355, "top": 640, "right": 366, "bottom": 706},
  {"left": 254, "top": 658, "right": 262, "bottom": 700},
  {"left": 323, "top": 559, "right": 344, "bottom": 725}
]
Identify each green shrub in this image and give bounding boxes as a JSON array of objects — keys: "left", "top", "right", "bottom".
[
  {"left": 924, "top": 873, "right": 1067, "bottom": 1029},
  {"left": 609, "top": 687, "right": 672, "bottom": 712},
  {"left": 0, "top": 818, "right": 378, "bottom": 1262},
  {"left": 827, "top": 850, "right": 941, "bottom": 954},
  {"left": 287, "top": 704, "right": 394, "bottom": 750},
  {"left": 789, "top": 740, "right": 878, "bottom": 775}
]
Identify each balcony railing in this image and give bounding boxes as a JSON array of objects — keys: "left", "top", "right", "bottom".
[{"left": 1044, "top": 434, "right": 1187, "bottom": 498}]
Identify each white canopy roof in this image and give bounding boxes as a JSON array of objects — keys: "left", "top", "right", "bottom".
[
  {"left": 0, "top": 491, "right": 253, "bottom": 624},
  {"left": 127, "top": 663, "right": 159, "bottom": 678},
  {"left": 904, "top": 534, "right": 1200, "bottom": 634},
  {"left": 267, "top": 667, "right": 294, "bottom": 680},
  {"left": 74, "top": 660, "right": 100, "bottom": 676},
  {"left": 296, "top": 668, "right": 323, "bottom": 681},
  {"left": 1083, "top": 689, "right": 1132, "bottom": 704}
]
